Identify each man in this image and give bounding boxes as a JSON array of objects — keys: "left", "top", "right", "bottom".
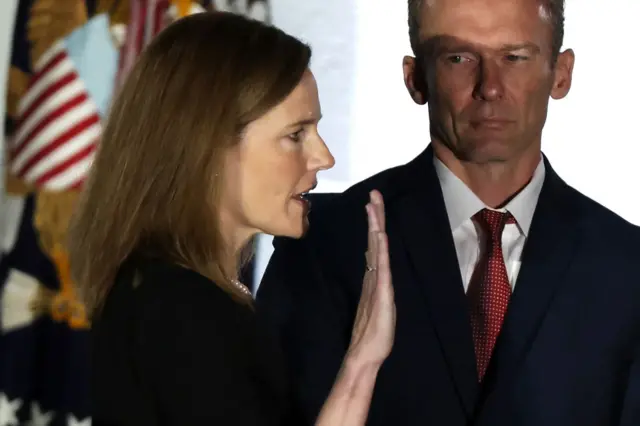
[{"left": 256, "top": 0, "right": 640, "bottom": 425}]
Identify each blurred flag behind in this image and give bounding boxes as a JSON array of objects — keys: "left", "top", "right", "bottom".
[{"left": 0, "top": 1, "right": 126, "bottom": 424}]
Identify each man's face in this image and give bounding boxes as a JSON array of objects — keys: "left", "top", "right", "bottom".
[{"left": 405, "top": 0, "right": 574, "bottom": 164}]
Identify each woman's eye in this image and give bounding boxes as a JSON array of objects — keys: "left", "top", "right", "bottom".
[{"left": 288, "top": 129, "right": 304, "bottom": 142}]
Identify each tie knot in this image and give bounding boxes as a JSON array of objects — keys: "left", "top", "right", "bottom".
[{"left": 474, "top": 209, "right": 516, "bottom": 239}]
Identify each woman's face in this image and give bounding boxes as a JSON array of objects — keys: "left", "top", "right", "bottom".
[{"left": 220, "top": 70, "right": 334, "bottom": 245}]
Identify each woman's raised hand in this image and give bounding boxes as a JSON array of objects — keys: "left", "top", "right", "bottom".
[{"left": 347, "top": 190, "right": 396, "bottom": 366}]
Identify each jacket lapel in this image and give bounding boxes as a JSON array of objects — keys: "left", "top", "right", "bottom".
[
  {"left": 479, "top": 159, "right": 586, "bottom": 403},
  {"left": 388, "top": 147, "right": 479, "bottom": 416}
]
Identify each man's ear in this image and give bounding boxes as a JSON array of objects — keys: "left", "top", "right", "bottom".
[
  {"left": 403, "top": 56, "right": 428, "bottom": 105},
  {"left": 551, "top": 48, "right": 575, "bottom": 100}
]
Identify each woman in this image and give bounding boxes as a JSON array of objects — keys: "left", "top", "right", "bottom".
[{"left": 68, "top": 11, "right": 395, "bottom": 426}]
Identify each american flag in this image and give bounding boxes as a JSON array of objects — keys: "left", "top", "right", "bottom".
[
  {"left": 9, "top": 40, "right": 100, "bottom": 191},
  {"left": 0, "top": 11, "right": 118, "bottom": 424},
  {"left": 116, "top": 1, "right": 271, "bottom": 89},
  {"left": 115, "top": 0, "right": 172, "bottom": 89}
]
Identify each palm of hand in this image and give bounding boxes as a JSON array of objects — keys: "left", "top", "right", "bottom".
[{"left": 348, "top": 190, "right": 396, "bottom": 366}]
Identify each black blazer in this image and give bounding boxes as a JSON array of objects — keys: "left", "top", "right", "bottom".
[
  {"left": 92, "top": 257, "right": 292, "bottom": 426},
  {"left": 256, "top": 146, "right": 640, "bottom": 426}
]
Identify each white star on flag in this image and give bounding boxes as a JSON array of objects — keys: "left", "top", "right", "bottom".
[
  {"left": 1, "top": 268, "right": 45, "bottom": 332},
  {"left": 27, "top": 402, "right": 53, "bottom": 426},
  {"left": 0, "top": 393, "right": 22, "bottom": 426},
  {"left": 67, "top": 414, "right": 91, "bottom": 426}
]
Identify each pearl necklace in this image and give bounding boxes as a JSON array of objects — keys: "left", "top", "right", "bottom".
[{"left": 231, "top": 279, "right": 252, "bottom": 297}]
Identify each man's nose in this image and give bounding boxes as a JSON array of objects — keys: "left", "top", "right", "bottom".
[{"left": 473, "top": 59, "right": 505, "bottom": 102}]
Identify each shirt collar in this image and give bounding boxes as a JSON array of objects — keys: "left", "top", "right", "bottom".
[{"left": 433, "top": 155, "right": 545, "bottom": 236}]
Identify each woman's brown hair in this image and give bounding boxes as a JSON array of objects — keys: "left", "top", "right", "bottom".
[{"left": 67, "top": 11, "right": 311, "bottom": 315}]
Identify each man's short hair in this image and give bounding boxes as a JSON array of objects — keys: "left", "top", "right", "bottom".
[{"left": 407, "top": 0, "right": 565, "bottom": 61}]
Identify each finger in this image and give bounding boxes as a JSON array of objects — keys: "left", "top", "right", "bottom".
[
  {"left": 376, "top": 232, "right": 394, "bottom": 302},
  {"left": 368, "top": 193, "right": 381, "bottom": 233},
  {"left": 365, "top": 203, "right": 376, "bottom": 268},
  {"left": 366, "top": 202, "right": 373, "bottom": 237},
  {"left": 367, "top": 202, "right": 380, "bottom": 266},
  {"left": 364, "top": 223, "right": 378, "bottom": 311},
  {"left": 377, "top": 194, "right": 386, "bottom": 232},
  {"left": 370, "top": 190, "right": 386, "bottom": 232}
]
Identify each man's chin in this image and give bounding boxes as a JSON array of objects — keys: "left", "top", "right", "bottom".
[{"left": 453, "top": 137, "right": 520, "bottom": 164}]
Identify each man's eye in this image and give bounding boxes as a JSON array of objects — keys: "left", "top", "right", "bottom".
[
  {"left": 506, "top": 54, "right": 529, "bottom": 62},
  {"left": 447, "top": 55, "right": 469, "bottom": 64}
]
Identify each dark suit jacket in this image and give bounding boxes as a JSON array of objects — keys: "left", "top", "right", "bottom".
[
  {"left": 92, "top": 257, "right": 293, "bottom": 426},
  {"left": 256, "top": 146, "right": 640, "bottom": 426}
]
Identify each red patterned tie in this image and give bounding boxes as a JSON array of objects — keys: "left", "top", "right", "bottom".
[{"left": 468, "top": 209, "right": 516, "bottom": 381}]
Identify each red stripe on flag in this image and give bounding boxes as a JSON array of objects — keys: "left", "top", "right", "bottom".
[
  {"left": 16, "top": 72, "right": 78, "bottom": 129},
  {"left": 35, "top": 142, "right": 96, "bottom": 186},
  {"left": 12, "top": 92, "right": 89, "bottom": 159},
  {"left": 26, "top": 50, "right": 67, "bottom": 90},
  {"left": 137, "top": 0, "right": 149, "bottom": 60},
  {"left": 152, "top": 0, "right": 169, "bottom": 42},
  {"left": 15, "top": 114, "right": 100, "bottom": 178},
  {"left": 116, "top": 0, "right": 145, "bottom": 89},
  {"left": 116, "top": 0, "right": 173, "bottom": 89},
  {"left": 69, "top": 177, "right": 85, "bottom": 191}
]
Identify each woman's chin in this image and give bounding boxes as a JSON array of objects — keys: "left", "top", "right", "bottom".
[
  {"left": 281, "top": 222, "right": 308, "bottom": 239},
  {"left": 263, "top": 217, "right": 309, "bottom": 239}
]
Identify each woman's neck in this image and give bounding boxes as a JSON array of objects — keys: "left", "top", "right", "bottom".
[{"left": 220, "top": 220, "right": 255, "bottom": 275}]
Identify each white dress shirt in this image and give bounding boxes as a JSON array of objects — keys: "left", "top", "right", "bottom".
[{"left": 433, "top": 156, "right": 545, "bottom": 292}]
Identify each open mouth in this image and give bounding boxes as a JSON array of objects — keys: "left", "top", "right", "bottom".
[
  {"left": 293, "top": 192, "right": 311, "bottom": 211},
  {"left": 293, "top": 183, "right": 317, "bottom": 210}
]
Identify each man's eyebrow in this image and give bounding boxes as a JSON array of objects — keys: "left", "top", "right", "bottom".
[
  {"left": 418, "top": 36, "right": 542, "bottom": 56},
  {"left": 500, "top": 42, "right": 541, "bottom": 53},
  {"left": 417, "top": 36, "right": 474, "bottom": 56}
]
